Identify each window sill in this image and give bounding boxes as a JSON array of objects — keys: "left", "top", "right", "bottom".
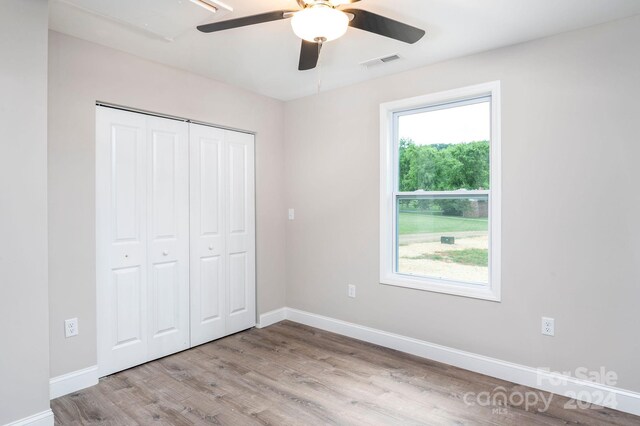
[{"left": 380, "top": 273, "right": 501, "bottom": 302}]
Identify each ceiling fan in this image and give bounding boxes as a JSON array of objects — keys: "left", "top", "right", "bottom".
[{"left": 196, "top": 0, "right": 425, "bottom": 71}]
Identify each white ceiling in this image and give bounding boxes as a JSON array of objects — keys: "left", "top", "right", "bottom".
[{"left": 49, "top": 0, "right": 640, "bottom": 100}]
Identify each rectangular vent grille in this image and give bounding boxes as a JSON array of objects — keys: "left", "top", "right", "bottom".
[
  {"left": 381, "top": 54, "right": 400, "bottom": 63},
  {"left": 360, "top": 54, "right": 401, "bottom": 68}
]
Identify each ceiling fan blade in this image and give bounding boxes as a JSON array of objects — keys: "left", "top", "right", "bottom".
[
  {"left": 197, "top": 10, "right": 296, "bottom": 33},
  {"left": 332, "top": 0, "right": 361, "bottom": 4},
  {"left": 343, "top": 9, "right": 425, "bottom": 44},
  {"left": 299, "top": 40, "right": 321, "bottom": 71}
]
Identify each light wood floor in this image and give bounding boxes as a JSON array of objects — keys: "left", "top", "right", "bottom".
[{"left": 52, "top": 321, "right": 639, "bottom": 425}]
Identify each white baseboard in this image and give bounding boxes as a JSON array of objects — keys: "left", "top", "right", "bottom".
[
  {"left": 256, "top": 308, "right": 287, "bottom": 329},
  {"left": 50, "top": 365, "right": 99, "bottom": 400},
  {"left": 3, "top": 409, "right": 54, "bottom": 426},
  {"left": 260, "top": 307, "right": 640, "bottom": 417}
]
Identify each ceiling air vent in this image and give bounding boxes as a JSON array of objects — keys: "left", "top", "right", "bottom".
[{"left": 360, "top": 54, "right": 401, "bottom": 68}]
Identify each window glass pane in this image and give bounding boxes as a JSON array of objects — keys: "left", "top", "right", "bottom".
[
  {"left": 397, "top": 196, "right": 489, "bottom": 284},
  {"left": 397, "top": 100, "right": 491, "bottom": 191}
]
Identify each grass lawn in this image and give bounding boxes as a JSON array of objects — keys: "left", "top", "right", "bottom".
[
  {"left": 428, "top": 248, "right": 488, "bottom": 267},
  {"left": 398, "top": 212, "right": 488, "bottom": 235},
  {"left": 407, "top": 248, "right": 488, "bottom": 267}
]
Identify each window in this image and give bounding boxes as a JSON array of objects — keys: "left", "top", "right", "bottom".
[{"left": 380, "top": 82, "right": 501, "bottom": 301}]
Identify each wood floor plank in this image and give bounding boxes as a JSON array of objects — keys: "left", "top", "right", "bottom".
[{"left": 52, "top": 321, "right": 640, "bottom": 425}]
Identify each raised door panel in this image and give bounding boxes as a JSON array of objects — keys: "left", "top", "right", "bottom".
[
  {"left": 228, "top": 252, "right": 247, "bottom": 314},
  {"left": 113, "top": 267, "right": 143, "bottom": 347},
  {"left": 225, "top": 130, "right": 256, "bottom": 335},
  {"left": 152, "top": 261, "right": 179, "bottom": 335},
  {"left": 147, "top": 117, "right": 190, "bottom": 359},
  {"left": 96, "top": 107, "right": 148, "bottom": 376},
  {"left": 199, "top": 256, "right": 222, "bottom": 321},
  {"left": 189, "top": 123, "right": 226, "bottom": 346},
  {"left": 112, "top": 126, "right": 139, "bottom": 242}
]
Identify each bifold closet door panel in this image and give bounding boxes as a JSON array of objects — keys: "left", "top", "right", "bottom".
[
  {"left": 146, "top": 117, "right": 190, "bottom": 359},
  {"left": 96, "top": 107, "right": 149, "bottom": 376},
  {"left": 189, "top": 123, "right": 227, "bottom": 346},
  {"left": 189, "top": 125, "right": 256, "bottom": 344},
  {"left": 225, "top": 130, "right": 256, "bottom": 335},
  {"left": 97, "top": 108, "right": 190, "bottom": 376}
]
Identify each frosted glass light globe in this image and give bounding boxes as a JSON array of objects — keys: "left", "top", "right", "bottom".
[{"left": 291, "top": 6, "right": 349, "bottom": 43}]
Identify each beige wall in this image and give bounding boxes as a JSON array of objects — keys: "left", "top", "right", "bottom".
[
  {"left": 284, "top": 15, "right": 640, "bottom": 392},
  {"left": 48, "top": 13, "right": 640, "bottom": 395},
  {"left": 0, "top": 0, "right": 50, "bottom": 423},
  {"left": 48, "top": 31, "right": 287, "bottom": 377}
]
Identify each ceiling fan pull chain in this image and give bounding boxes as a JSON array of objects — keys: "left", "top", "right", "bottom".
[{"left": 317, "top": 40, "right": 324, "bottom": 94}]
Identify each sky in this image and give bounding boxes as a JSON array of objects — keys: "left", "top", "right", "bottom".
[{"left": 398, "top": 101, "right": 490, "bottom": 146}]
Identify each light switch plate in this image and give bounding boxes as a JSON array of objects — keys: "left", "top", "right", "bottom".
[{"left": 348, "top": 284, "right": 356, "bottom": 298}]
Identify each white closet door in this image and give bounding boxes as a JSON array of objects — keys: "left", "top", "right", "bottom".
[
  {"left": 225, "top": 130, "right": 256, "bottom": 334},
  {"left": 96, "top": 107, "right": 148, "bottom": 376},
  {"left": 146, "top": 117, "right": 190, "bottom": 359},
  {"left": 189, "top": 125, "right": 256, "bottom": 342},
  {"left": 97, "top": 108, "right": 189, "bottom": 376},
  {"left": 98, "top": 107, "right": 255, "bottom": 374},
  {"left": 189, "top": 123, "right": 226, "bottom": 346}
]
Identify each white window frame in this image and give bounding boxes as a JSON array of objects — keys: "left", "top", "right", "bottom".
[{"left": 379, "top": 81, "right": 502, "bottom": 301}]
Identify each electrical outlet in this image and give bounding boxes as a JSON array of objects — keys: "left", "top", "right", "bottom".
[
  {"left": 288, "top": 208, "right": 295, "bottom": 220},
  {"left": 541, "top": 317, "right": 555, "bottom": 336},
  {"left": 65, "top": 318, "right": 79, "bottom": 338},
  {"left": 348, "top": 284, "right": 356, "bottom": 298}
]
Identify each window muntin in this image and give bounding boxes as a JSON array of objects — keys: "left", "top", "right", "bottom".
[{"left": 380, "top": 82, "right": 501, "bottom": 301}]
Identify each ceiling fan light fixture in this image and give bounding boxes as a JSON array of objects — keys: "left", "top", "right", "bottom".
[
  {"left": 189, "top": 0, "right": 218, "bottom": 13},
  {"left": 291, "top": 6, "right": 349, "bottom": 43}
]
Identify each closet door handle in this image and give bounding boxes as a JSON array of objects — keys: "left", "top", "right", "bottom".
[
  {"left": 208, "top": 245, "right": 214, "bottom": 251},
  {"left": 162, "top": 250, "right": 169, "bottom": 256}
]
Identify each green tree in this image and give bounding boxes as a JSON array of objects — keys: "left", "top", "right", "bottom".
[
  {"left": 398, "top": 139, "right": 490, "bottom": 216},
  {"left": 398, "top": 139, "right": 489, "bottom": 191}
]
